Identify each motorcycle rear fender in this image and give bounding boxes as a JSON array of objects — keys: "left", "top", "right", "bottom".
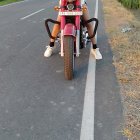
[{"left": 63, "top": 23, "right": 76, "bottom": 37}]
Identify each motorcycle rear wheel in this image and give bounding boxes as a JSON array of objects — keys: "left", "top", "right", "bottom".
[{"left": 64, "top": 36, "right": 74, "bottom": 80}]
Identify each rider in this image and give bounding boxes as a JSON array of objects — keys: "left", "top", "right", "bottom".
[{"left": 44, "top": 0, "right": 102, "bottom": 59}]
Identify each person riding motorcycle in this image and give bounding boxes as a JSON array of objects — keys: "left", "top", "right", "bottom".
[{"left": 44, "top": 0, "right": 102, "bottom": 59}]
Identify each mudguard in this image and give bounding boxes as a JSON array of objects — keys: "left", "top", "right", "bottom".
[{"left": 63, "top": 23, "right": 76, "bottom": 37}]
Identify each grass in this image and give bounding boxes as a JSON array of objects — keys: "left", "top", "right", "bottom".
[
  {"left": 118, "top": 0, "right": 140, "bottom": 9},
  {"left": 102, "top": 0, "right": 140, "bottom": 139},
  {"left": 0, "top": 0, "right": 22, "bottom": 6}
]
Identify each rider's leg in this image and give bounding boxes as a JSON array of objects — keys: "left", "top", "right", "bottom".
[
  {"left": 49, "top": 0, "right": 61, "bottom": 44},
  {"left": 44, "top": 15, "right": 60, "bottom": 57},
  {"left": 82, "top": 5, "right": 96, "bottom": 47},
  {"left": 50, "top": 15, "right": 61, "bottom": 44},
  {"left": 83, "top": 4, "right": 102, "bottom": 59}
]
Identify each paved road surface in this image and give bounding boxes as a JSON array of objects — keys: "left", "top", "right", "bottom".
[{"left": 0, "top": 0, "right": 127, "bottom": 140}]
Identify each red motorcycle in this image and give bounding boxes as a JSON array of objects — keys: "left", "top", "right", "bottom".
[{"left": 45, "top": 0, "right": 98, "bottom": 80}]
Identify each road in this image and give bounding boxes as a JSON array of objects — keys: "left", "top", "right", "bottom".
[{"left": 0, "top": 0, "right": 126, "bottom": 140}]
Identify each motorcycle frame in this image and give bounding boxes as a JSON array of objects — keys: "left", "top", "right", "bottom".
[
  {"left": 45, "top": 0, "right": 99, "bottom": 57},
  {"left": 59, "top": 0, "right": 83, "bottom": 57}
]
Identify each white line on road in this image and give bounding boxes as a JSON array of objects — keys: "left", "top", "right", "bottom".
[
  {"left": 20, "top": 9, "right": 45, "bottom": 20},
  {"left": 80, "top": 0, "right": 98, "bottom": 140}
]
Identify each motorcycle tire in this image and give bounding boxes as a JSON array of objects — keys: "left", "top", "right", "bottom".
[
  {"left": 64, "top": 36, "right": 74, "bottom": 80},
  {"left": 80, "top": 24, "right": 84, "bottom": 49}
]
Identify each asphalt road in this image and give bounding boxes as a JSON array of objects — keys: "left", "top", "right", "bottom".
[{"left": 0, "top": 0, "right": 127, "bottom": 140}]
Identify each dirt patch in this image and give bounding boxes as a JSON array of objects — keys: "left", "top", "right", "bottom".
[{"left": 102, "top": 0, "right": 140, "bottom": 139}]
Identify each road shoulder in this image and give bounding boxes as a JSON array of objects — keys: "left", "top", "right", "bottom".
[
  {"left": 94, "top": 0, "right": 127, "bottom": 139},
  {"left": 102, "top": 0, "right": 140, "bottom": 139}
]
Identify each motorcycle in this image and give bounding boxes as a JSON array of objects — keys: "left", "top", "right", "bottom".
[{"left": 45, "top": 0, "right": 98, "bottom": 80}]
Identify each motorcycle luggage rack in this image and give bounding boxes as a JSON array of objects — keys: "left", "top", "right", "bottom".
[
  {"left": 45, "top": 19, "right": 60, "bottom": 39},
  {"left": 84, "top": 18, "right": 99, "bottom": 39}
]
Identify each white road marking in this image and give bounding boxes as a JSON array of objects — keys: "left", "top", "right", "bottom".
[
  {"left": 80, "top": 0, "right": 98, "bottom": 140},
  {"left": 20, "top": 9, "right": 45, "bottom": 20},
  {"left": 94, "top": 0, "right": 98, "bottom": 41}
]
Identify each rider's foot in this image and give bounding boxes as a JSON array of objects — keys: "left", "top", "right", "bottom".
[
  {"left": 91, "top": 48, "right": 102, "bottom": 60},
  {"left": 44, "top": 45, "right": 53, "bottom": 57}
]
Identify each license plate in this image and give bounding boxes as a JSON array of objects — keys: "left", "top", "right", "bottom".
[{"left": 59, "top": 11, "right": 83, "bottom": 16}]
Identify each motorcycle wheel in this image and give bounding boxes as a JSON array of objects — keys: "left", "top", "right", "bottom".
[
  {"left": 80, "top": 24, "right": 84, "bottom": 49},
  {"left": 64, "top": 36, "right": 74, "bottom": 80}
]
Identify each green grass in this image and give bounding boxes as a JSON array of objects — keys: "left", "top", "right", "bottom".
[
  {"left": 0, "top": 0, "right": 22, "bottom": 6},
  {"left": 118, "top": 0, "right": 140, "bottom": 9}
]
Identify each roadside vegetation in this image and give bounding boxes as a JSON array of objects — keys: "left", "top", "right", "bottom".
[
  {"left": 102, "top": 0, "right": 140, "bottom": 139},
  {"left": 0, "top": 0, "right": 22, "bottom": 6},
  {"left": 118, "top": 0, "right": 140, "bottom": 9}
]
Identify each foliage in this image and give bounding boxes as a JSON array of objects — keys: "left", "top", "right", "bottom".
[{"left": 118, "top": 0, "right": 140, "bottom": 9}]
